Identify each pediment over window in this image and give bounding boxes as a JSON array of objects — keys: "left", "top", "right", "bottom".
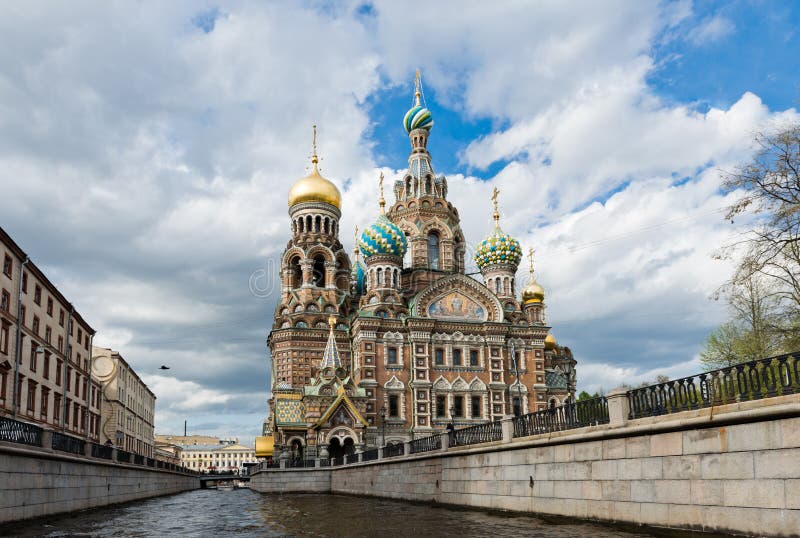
[{"left": 411, "top": 274, "right": 504, "bottom": 323}]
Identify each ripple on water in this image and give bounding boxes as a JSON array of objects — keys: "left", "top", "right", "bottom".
[{"left": 1, "top": 489, "right": 726, "bottom": 538}]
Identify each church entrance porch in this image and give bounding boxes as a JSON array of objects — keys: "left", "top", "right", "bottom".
[{"left": 328, "top": 437, "right": 355, "bottom": 460}]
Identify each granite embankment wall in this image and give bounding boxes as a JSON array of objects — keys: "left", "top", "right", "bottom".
[
  {"left": 251, "top": 394, "right": 800, "bottom": 537},
  {"left": 0, "top": 442, "right": 199, "bottom": 523}
]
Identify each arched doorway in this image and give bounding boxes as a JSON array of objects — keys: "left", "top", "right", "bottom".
[
  {"left": 327, "top": 436, "right": 356, "bottom": 459},
  {"left": 290, "top": 439, "right": 303, "bottom": 462}
]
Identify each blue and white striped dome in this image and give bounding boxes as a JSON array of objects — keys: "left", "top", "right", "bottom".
[
  {"left": 359, "top": 215, "right": 407, "bottom": 258},
  {"left": 403, "top": 104, "right": 433, "bottom": 133}
]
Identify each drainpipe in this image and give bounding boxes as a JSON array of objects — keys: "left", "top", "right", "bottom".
[
  {"left": 12, "top": 257, "right": 30, "bottom": 419},
  {"left": 61, "top": 307, "right": 73, "bottom": 432},
  {"left": 84, "top": 333, "right": 94, "bottom": 440}
]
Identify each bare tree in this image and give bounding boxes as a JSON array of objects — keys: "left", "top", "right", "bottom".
[{"left": 724, "top": 126, "right": 800, "bottom": 304}]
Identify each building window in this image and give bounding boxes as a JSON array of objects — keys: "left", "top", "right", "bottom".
[
  {"left": 388, "top": 394, "right": 399, "bottom": 417},
  {"left": 512, "top": 397, "right": 522, "bottom": 417},
  {"left": 2, "top": 255, "right": 11, "bottom": 278},
  {"left": 57, "top": 335, "right": 63, "bottom": 352},
  {"left": 66, "top": 366, "right": 71, "bottom": 391},
  {"left": 0, "top": 289, "right": 9, "bottom": 312},
  {"left": 33, "top": 285, "right": 41, "bottom": 305},
  {"left": 77, "top": 329, "right": 83, "bottom": 344},
  {"left": 387, "top": 347, "right": 398, "bottom": 365},
  {"left": 27, "top": 380, "right": 37, "bottom": 414},
  {"left": 41, "top": 388, "right": 49, "bottom": 417},
  {"left": 47, "top": 297, "right": 53, "bottom": 316},
  {"left": 59, "top": 310, "right": 64, "bottom": 327},
  {"left": 452, "top": 349, "right": 462, "bottom": 366},
  {"left": 436, "top": 395, "right": 446, "bottom": 417},
  {"left": 32, "top": 315, "right": 39, "bottom": 335},
  {"left": 45, "top": 326, "right": 52, "bottom": 344},
  {"left": 21, "top": 272, "right": 27, "bottom": 293},
  {"left": 29, "top": 346, "right": 37, "bottom": 371},
  {"left": 434, "top": 348, "right": 444, "bottom": 365},
  {"left": 0, "top": 320, "right": 9, "bottom": 355},
  {"left": 453, "top": 395, "right": 464, "bottom": 417},
  {"left": 427, "top": 232, "right": 440, "bottom": 270},
  {"left": 54, "top": 394, "right": 61, "bottom": 422},
  {"left": 43, "top": 353, "right": 50, "bottom": 379},
  {"left": 56, "top": 360, "right": 62, "bottom": 386},
  {"left": 471, "top": 396, "right": 481, "bottom": 418},
  {"left": 469, "top": 350, "right": 479, "bottom": 366}
]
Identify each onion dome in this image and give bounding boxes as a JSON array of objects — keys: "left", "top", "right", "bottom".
[
  {"left": 475, "top": 228, "right": 522, "bottom": 270},
  {"left": 359, "top": 215, "right": 407, "bottom": 258},
  {"left": 544, "top": 333, "right": 557, "bottom": 350},
  {"left": 404, "top": 104, "right": 433, "bottom": 133},
  {"left": 351, "top": 260, "right": 365, "bottom": 295},
  {"left": 403, "top": 69, "right": 434, "bottom": 133},
  {"left": 521, "top": 247, "right": 545, "bottom": 304},
  {"left": 288, "top": 125, "right": 341, "bottom": 209}
]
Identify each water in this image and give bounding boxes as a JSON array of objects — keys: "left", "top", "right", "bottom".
[{"left": 2, "top": 489, "right": 725, "bottom": 537}]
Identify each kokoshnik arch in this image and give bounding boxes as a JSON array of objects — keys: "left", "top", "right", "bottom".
[{"left": 260, "top": 73, "right": 577, "bottom": 462}]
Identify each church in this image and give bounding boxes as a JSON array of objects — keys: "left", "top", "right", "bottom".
[{"left": 260, "top": 74, "right": 577, "bottom": 462}]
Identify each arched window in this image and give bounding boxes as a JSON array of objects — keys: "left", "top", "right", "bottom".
[
  {"left": 290, "top": 256, "right": 302, "bottom": 288},
  {"left": 305, "top": 215, "right": 312, "bottom": 233},
  {"left": 376, "top": 268, "right": 383, "bottom": 287},
  {"left": 315, "top": 215, "right": 321, "bottom": 233},
  {"left": 312, "top": 255, "right": 326, "bottom": 287},
  {"left": 428, "top": 232, "right": 440, "bottom": 270}
]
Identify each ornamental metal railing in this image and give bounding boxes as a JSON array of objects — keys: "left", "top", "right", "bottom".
[
  {"left": 116, "top": 449, "right": 132, "bottom": 463},
  {"left": 289, "top": 459, "right": 316, "bottom": 468},
  {"left": 409, "top": 434, "right": 442, "bottom": 454},
  {"left": 0, "top": 415, "right": 43, "bottom": 447},
  {"left": 133, "top": 454, "right": 145, "bottom": 465},
  {"left": 513, "top": 396, "right": 609, "bottom": 438},
  {"left": 453, "top": 420, "right": 503, "bottom": 447},
  {"left": 361, "top": 448, "right": 379, "bottom": 462},
  {"left": 383, "top": 443, "right": 405, "bottom": 458},
  {"left": 52, "top": 431, "right": 85, "bottom": 455},
  {"left": 345, "top": 453, "right": 359, "bottom": 465},
  {"left": 91, "top": 443, "right": 113, "bottom": 460},
  {"left": 265, "top": 461, "right": 281, "bottom": 469},
  {"left": 332, "top": 456, "right": 345, "bottom": 466},
  {"left": 319, "top": 458, "right": 330, "bottom": 467},
  {"left": 627, "top": 352, "right": 799, "bottom": 420}
]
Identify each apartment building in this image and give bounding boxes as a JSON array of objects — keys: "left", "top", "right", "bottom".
[
  {"left": 0, "top": 227, "right": 101, "bottom": 441},
  {"left": 92, "top": 346, "right": 156, "bottom": 457}
]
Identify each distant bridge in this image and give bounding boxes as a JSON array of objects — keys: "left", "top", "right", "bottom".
[{"left": 199, "top": 473, "right": 250, "bottom": 488}]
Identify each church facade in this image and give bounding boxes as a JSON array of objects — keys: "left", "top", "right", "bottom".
[{"left": 263, "top": 75, "right": 577, "bottom": 461}]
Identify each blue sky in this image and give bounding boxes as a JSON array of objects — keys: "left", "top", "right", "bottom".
[{"left": 1, "top": 1, "right": 798, "bottom": 441}]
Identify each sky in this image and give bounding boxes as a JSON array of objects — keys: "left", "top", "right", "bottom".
[{"left": 1, "top": 1, "right": 799, "bottom": 442}]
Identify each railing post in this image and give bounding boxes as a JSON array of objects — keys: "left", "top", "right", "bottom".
[
  {"left": 40, "top": 427, "right": 54, "bottom": 452},
  {"left": 84, "top": 441, "right": 93, "bottom": 458},
  {"left": 377, "top": 447, "right": 384, "bottom": 460},
  {"left": 110, "top": 448, "right": 118, "bottom": 462},
  {"left": 607, "top": 387, "right": 630, "bottom": 426},
  {"left": 501, "top": 415, "right": 515, "bottom": 443},
  {"left": 403, "top": 441, "right": 412, "bottom": 456},
  {"left": 315, "top": 458, "right": 321, "bottom": 468},
  {"left": 439, "top": 432, "right": 449, "bottom": 452}
]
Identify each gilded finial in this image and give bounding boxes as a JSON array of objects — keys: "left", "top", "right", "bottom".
[
  {"left": 378, "top": 172, "right": 386, "bottom": 214},
  {"left": 491, "top": 187, "right": 500, "bottom": 227},
  {"left": 528, "top": 247, "right": 535, "bottom": 275},
  {"left": 414, "top": 69, "right": 422, "bottom": 106},
  {"left": 353, "top": 225, "right": 360, "bottom": 260},
  {"left": 311, "top": 123, "right": 319, "bottom": 169}
]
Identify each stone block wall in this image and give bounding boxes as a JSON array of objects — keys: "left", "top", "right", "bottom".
[
  {"left": 251, "top": 399, "right": 800, "bottom": 537},
  {"left": 249, "top": 467, "right": 330, "bottom": 493},
  {"left": 0, "top": 444, "right": 199, "bottom": 523}
]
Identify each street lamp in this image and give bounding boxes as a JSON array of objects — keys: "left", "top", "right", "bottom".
[
  {"left": 379, "top": 405, "right": 386, "bottom": 447},
  {"left": 450, "top": 405, "right": 455, "bottom": 421}
]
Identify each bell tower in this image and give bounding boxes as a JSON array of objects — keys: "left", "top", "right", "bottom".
[{"left": 388, "top": 70, "right": 466, "bottom": 293}]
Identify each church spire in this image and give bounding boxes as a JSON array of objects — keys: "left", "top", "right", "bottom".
[{"left": 321, "top": 316, "right": 341, "bottom": 370}]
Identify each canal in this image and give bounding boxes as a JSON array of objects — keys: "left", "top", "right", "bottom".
[{"left": 2, "top": 489, "right": 727, "bottom": 537}]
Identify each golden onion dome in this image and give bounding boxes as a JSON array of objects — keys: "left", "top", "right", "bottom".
[
  {"left": 522, "top": 278, "right": 545, "bottom": 304},
  {"left": 287, "top": 163, "right": 341, "bottom": 209},
  {"left": 544, "top": 333, "right": 557, "bottom": 350}
]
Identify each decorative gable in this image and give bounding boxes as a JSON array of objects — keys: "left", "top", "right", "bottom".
[{"left": 411, "top": 274, "right": 504, "bottom": 322}]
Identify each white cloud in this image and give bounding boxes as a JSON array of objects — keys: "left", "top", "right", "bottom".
[
  {"left": 687, "top": 15, "right": 736, "bottom": 45},
  {"left": 1, "top": 1, "right": 795, "bottom": 439}
]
